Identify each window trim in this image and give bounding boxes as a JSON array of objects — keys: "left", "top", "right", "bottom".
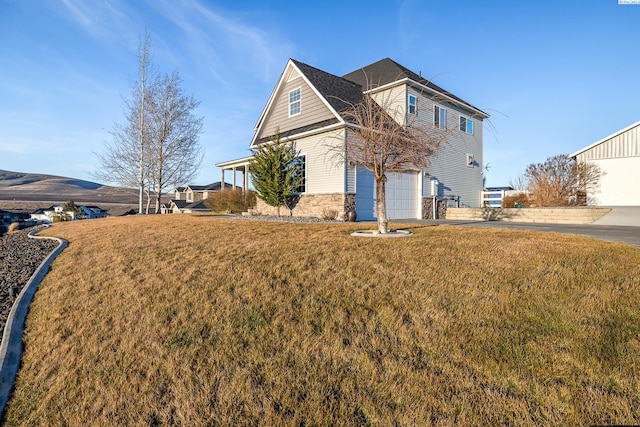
[
  {"left": 459, "top": 115, "right": 474, "bottom": 135},
  {"left": 294, "top": 154, "right": 306, "bottom": 193},
  {"left": 289, "top": 87, "right": 301, "bottom": 117},
  {"left": 408, "top": 94, "right": 417, "bottom": 115},
  {"left": 434, "top": 105, "right": 447, "bottom": 130}
]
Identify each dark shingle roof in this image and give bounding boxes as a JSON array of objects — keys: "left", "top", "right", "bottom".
[
  {"left": 255, "top": 118, "right": 340, "bottom": 144},
  {"left": 291, "top": 59, "right": 363, "bottom": 115},
  {"left": 171, "top": 200, "right": 210, "bottom": 211},
  {"left": 187, "top": 182, "right": 232, "bottom": 192},
  {"left": 342, "top": 58, "right": 486, "bottom": 115}
]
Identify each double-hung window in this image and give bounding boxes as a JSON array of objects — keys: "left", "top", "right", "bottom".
[
  {"left": 434, "top": 105, "right": 447, "bottom": 130},
  {"left": 408, "top": 94, "right": 417, "bottom": 115},
  {"left": 289, "top": 88, "right": 301, "bottom": 116},
  {"left": 460, "top": 116, "right": 474, "bottom": 135}
]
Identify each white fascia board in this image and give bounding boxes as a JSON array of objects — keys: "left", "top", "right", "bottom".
[
  {"left": 215, "top": 155, "right": 255, "bottom": 168},
  {"left": 259, "top": 122, "right": 346, "bottom": 146},
  {"left": 364, "top": 78, "right": 489, "bottom": 119},
  {"left": 250, "top": 60, "right": 346, "bottom": 147},
  {"left": 570, "top": 120, "right": 640, "bottom": 158},
  {"left": 251, "top": 60, "right": 293, "bottom": 143}
]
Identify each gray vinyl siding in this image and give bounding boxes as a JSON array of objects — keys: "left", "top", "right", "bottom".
[
  {"left": 295, "top": 129, "right": 346, "bottom": 194},
  {"left": 370, "top": 85, "right": 407, "bottom": 124},
  {"left": 359, "top": 84, "right": 484, "bottom": 207},
  {"left": 406, "top": 86, "right": 484, "bottom": 207},
  {"left": 257, "top": 76, "right": 335, "bottom": 141},
  {"left": 575, "top": 124, "right": 640, "bottom": 161}
]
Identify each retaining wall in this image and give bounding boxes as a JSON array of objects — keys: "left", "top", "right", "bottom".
[{"left": 446, "top": 207, "right": 611, "bottom": 224}]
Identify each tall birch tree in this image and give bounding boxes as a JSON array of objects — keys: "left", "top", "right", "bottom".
[
  {"left": 147, "top": 71, "right": 204, "bottom": 213},
  {"left": 96, "top": 31, "right": 203, "bottom": 213}
]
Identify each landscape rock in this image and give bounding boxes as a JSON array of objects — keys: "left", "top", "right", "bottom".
[{"left": 0, "top": 227, "right": 58, "bottom": 334}]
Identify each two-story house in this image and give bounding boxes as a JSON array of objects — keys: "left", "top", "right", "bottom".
[
  {"left": 163, "top": 182, "right": 232, "bottom": 214},
  {"left": 217, "top": 58, "right": 488, "bottom": 220}
]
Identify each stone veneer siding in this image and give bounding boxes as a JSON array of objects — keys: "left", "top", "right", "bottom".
[
  {"left": 256, "top": 193, "right": 356, "bottom": 220},
  {"left": 422, "top": 197, "right": 448, "bottom": 219}
]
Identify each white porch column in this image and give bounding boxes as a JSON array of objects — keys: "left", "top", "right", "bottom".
[
  {"left": 244, "top": 163, "right": 249, "bottom": 193},
  {"left": 221, "top": 169, "right": 225, "bottom": 190},
  {"left": 232, "top": 167, "right": 237, "bottom": 190}
]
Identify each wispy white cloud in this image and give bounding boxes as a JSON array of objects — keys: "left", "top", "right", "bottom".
[
  {"left": 153, "top": 0, "right": 292, "bottom": 86},
  {"left": 57, "top": 0, "right": 139, "bottom": 49}
]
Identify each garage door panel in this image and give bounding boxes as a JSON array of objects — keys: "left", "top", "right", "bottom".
[
  {"left": 383, "top": 172, "right": 419, "bottom": 219},
  {"left": 357, "top": 170, "right": 419, "bottom": 220}
]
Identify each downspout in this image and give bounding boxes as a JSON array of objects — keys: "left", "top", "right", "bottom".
[{"left": 431, "top": 179, "right": 439, "bottom": 220}]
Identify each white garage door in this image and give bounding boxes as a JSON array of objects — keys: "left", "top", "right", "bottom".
[
  {"left": 383, "top": 172, "right": 419, "bottom": 219},
  {"left": 355, "top": 169, "right": 419, "bottom": 220}
]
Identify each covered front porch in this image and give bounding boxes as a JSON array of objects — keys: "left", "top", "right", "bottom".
[{"left": 215, "top": 156, "right": 253, "bottom": 192}]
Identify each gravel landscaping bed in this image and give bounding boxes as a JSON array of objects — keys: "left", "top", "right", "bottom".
[{"left": 0, "top": 227, "right": 58, "bottom": 334}]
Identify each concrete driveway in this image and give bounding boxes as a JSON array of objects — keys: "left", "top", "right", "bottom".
[
  {"left": 419, "top": 220, "right": 640, "bottom": 248},
  {"left": 593, "top": 206, "right": 640, "bottom": 227},
  {"left": 400, "top": 207, "right": 640, "bottom": 248}
]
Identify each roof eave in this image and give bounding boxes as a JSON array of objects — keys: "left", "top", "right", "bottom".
[
  {"left": 365, "top": 77, "right": 489, "bottom": 119},
  {"left": 570, "top": 120, "right": 640, "bottom": 158}
]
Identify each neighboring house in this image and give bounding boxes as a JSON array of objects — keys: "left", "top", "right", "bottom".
[
  {"left": 482, "top": 186, "right": 517, "bottom": 208},
  {"left": 0, "top": 209, "right": 31, "bottom": 225},
  {"left": 31, "top": 206, "right": 69, "bottom": 223},
  {"left": 30, "top": 205, "right": 109, "bottom": 223},
  {"left": 571, "top": 120, "right": 640, "bottom": 206},
  {"left": 216, "top": 57, "right": 488, "bottom": 220},
  {"left": 163, "top": 182, "right": 232, "bottom": 213},
  {"left": 161, "top": 200, "right": 211, "bottom": 214},
  {"left": 79, "top": 205, "right": 108, "bottom": 219}
]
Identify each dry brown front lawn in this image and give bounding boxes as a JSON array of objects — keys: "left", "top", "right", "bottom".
[{"left": 3, "top": 215, "right": 640, "bottom": 426}]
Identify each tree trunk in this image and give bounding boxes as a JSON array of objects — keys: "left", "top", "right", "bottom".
[
  {"left": 155, "top": 175, "right": 162, "bottom": 214},
  {"left": 375, "top": 175, "right": 389, "bottom": 233}
]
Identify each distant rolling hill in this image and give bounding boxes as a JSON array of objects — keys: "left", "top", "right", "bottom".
[{"left": 0, "top": 169, "right": 139, "bottom": 205}]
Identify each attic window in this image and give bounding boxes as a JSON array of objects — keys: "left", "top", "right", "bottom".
[
  {"left": 289, "top": 88, "right": 301, "bottom": 116},
  {"left": 408, "top": 95, "right": 417, "bottom": 115}
]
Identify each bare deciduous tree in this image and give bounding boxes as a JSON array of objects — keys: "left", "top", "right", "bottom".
[
  {"left": 335, "top": 87, "right": 445, "bottom": 233},
  {"left": 524, "top": 154, "right": 603, "bottom": 207},
  {"left": 96, "top": 31, "right": 203, "bottom": 213},
  {"left": 147, "top": 71, "right": 204, "bottom": 213},
  {"left": 95, "top": 31, "right": 154, "bottom": 212}
]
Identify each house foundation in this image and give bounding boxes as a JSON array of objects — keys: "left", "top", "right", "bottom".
[
  {"left": 255, "top": 193, "right": 356, "bottom": 220},
  {"left": 422, "top": 197, "right": 448, "bottom": 219}
]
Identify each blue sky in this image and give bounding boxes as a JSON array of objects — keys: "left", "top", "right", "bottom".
[{"left": 1, "top": 0, "right": 639, "bottom": 187}]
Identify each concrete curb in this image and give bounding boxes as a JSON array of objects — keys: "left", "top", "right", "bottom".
[{"left": 0, "top": 227, "right": 67, "bottom": 417}]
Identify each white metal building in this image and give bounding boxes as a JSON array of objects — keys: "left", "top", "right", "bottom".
[{"left": 571, "top": 120, "right": 640, "bottom": 206}]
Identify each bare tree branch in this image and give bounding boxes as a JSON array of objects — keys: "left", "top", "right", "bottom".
[{"left": 329, "top": 79, "right": 446, "bottom": 233}]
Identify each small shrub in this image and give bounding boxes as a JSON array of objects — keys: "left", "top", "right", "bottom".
[
  {"left": 321, "top": 208, "right": 338, "bottom": 221},
  {"left": 8, "top": 222, "right": 19, "bottom": 233},
  {"left": 205, "top": 189, "right": 257, "bottom": 214},
  {"left": 501, "top": 193, "right": 530, "bottom": 208}
]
